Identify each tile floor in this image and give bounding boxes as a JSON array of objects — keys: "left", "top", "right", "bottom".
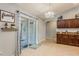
[{"left": 21, "top": 39, "right": 79, "bottom": 56}]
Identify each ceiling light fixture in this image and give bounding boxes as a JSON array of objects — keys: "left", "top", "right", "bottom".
[
  {"left": 45, "top": 11, "right": 54, "bottom": 18},
  {"left": 45, "top": 3, "right": 55, "bottom": 18}
]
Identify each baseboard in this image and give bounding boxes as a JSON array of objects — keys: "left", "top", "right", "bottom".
[{"left": 46, "top": 38, "right": 56, "bottom": 43}]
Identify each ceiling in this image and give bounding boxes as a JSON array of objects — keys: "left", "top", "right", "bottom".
[{"left": 16, "top": 3, "right": 79, "bottom": 20}]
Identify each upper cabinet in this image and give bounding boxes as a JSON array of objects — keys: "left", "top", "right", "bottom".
[{"left": 57, "top": 18, "right": 79, "bottom": 28}]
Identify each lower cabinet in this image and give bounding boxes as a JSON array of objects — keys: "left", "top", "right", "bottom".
[
  {"left": 57, "top": 34, "right": 79, "bottom": 47},
  {"left": 75, "top": 35, "right": 79, "bottom": 46}
]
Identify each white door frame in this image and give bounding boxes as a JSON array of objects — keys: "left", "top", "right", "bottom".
[{"left": 16, "top": 11, "right": 38, "bottom": 56}]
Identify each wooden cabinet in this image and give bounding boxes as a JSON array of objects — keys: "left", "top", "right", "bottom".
[
  {"left": 61, "top": 34, "right": 68, "bottom": 44},
  {"left": 57, "top": 20, "right": 66, "bottom": 28},
  {"left": 57, "top": 20, "right": 69, "bottom": 28},
  {"left": 69, "top": 19, "right": 77, "bottom": 28},
  {"left": 57, "top": 34, "right": 79, "bottom": 47},
  {"left": 57, "top": 20, "right": 64, "bottom": 28},
  {"left": 75, "top": 35, "right": 79, "bottom": 46},
  {"left": 68, "top": 35, "right": 76, "bottom": 45},
  {"left": 75, "top": 19, "right": 79, "bottom": 28},
  {"left": 57, "top": 18, "right": 79, "bottom": 28},
  {"left": 64, "top": 20, "right": 69, "bottom": 28},
  {"left": 57, "top": 34, "right": 62, "bottom": 43}
]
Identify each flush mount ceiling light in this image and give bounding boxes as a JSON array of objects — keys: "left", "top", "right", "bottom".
[{"left": 44, "top": 3, "right": 55, "bottom": 18}]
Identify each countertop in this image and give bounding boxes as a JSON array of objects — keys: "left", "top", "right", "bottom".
[{"left": 57, "top": 32, "right": 79, "bottom": 35}]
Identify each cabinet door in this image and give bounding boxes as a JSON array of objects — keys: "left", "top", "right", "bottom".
[
  {"left": 61, "top": 35, "right": 68, "bottom": 44},
  {"left": 67, "top": 20, "right": 71, "bottom": 28},
  {"left": 57, "top": 34, "right": 62, "bottom": 43},
  {"left": 63, "top": 20, "right": 66, "bottom": 28},
  {"left": 69, "top": 20, "right": 75, "bottom": 28},
  {"left": 75, "top": 20, "right": 79, "bottom": 28},
  {"left": 77, "top": 39, "right": 79, "bottom": 46},
  {"left": 64, "top": 20, "right": 69, "bottom": 28},
  {"left": 72, "top": 36, "right": 77, "bottom": 46},
  {"left": 77, "top": 20, "right": 79, "bottom": 28},
  {"left": 68, "top": 35, "right": 73, "bottom": 45},
  {"left": 57, "top": 20, "right": 65, "bottom": 28},
  {"left": 68, "top": 35, "right": 76, "bottom": 46},
  {"left": 69, "top": 19, "right": 79, "bottom": 28},
  {"left": 75, "top": 35, "right": 79, "bottom": 46}
]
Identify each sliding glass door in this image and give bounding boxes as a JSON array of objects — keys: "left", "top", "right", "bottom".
[
  {"left": 21, "top": 19, "right": 28, "bottom": 49},
  {"left": 29, "top": 19, "right": 36, "bottom": 48},
  {"left": 16, "top": 12, "right": 38, "bottom": 56},
  {"left": 20, "top": 17, "right": 37, "bottom": 52}
]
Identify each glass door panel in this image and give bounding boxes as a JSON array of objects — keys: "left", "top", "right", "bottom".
[
  {"left": 20, "top": 18, "right": 28, "bottom": 49},
  {"left": 29, "top": 19, "right": 36, "bottom": 48}
]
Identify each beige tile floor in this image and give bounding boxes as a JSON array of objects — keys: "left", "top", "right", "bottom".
[{"left": 21, "top": 39, "right": 79, "bottom": 56}]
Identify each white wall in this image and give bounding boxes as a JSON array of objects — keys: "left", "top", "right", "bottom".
[
  {"left": 46, "top": 21, "right": 56, "bottom": 42},
  {"left": 0, "top": 4, "right": 18, "bottom": 56},
  {"left": 38, "top": 19, "right": 46, "bottom": 43},
  {"left": 0, "top": 32, "right": 17, "bottom": 56},
  {"left": 62, "top": 7, "right": 79, "bottom": 19}
]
